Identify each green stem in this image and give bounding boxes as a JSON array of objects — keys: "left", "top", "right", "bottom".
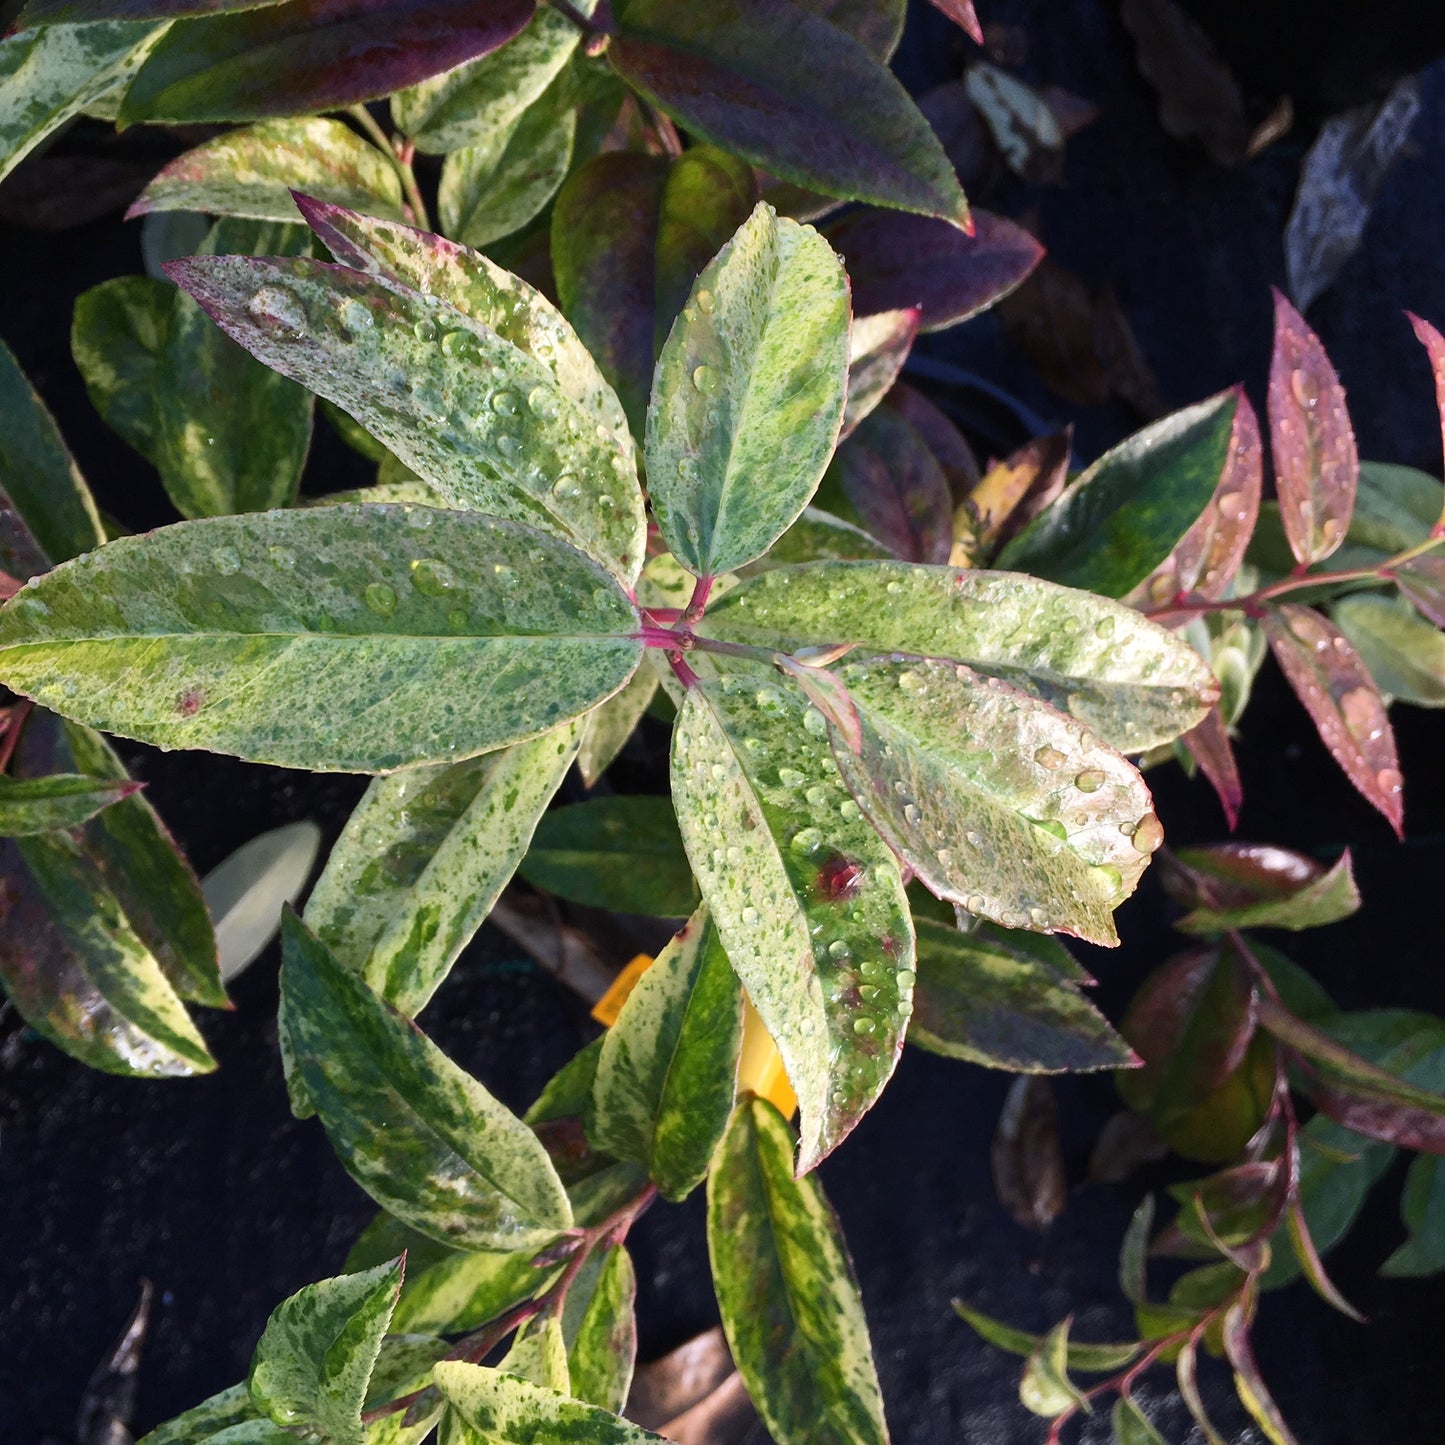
[{"left": 348, "top": 104, "right": 430, "bottom": 232}]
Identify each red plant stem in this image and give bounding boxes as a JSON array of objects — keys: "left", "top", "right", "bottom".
[
  {"left": 0, "top": 700, "right": 33, "bottom": 776},
  {"left": 682, "top": 574, "right": 713, "bottom": 626}
]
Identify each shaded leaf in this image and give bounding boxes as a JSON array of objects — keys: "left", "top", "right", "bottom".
[
  {"left": 965, "top": 61, "right": 1063, "bottom": 182},
  {"left": 563, "top": 1243, "right": 637, "bottom": 1413},
  {"left": 1176, "top": 1338, "right": 1228, "bottom": 1445},
  {"left": 1175, "top": 850, "right": 1359, "bottom": 934},
  {"left": 21, "top": 1, "right": 287, "bottom": 18},
  {"left": 998, "top": 391, "right": 1237, "bottom": 598},
  {"left": 577, "top": 665, "right": 659, "bottom": 787},
  {"left": 927, "top": 0, "right": 982, "bottom": 44},
  {"left": 1262, "top": 603, "right": 1402, "bottom": 834},
  {"left": 248, "top": 1258, "right": 402, "bottom": 1445},
  {"left": 910, "top": 916, "right": 1133, "bottom": 1071},
  {"left": 1333, "top": 592, "right": 1445, "bottom": 707},
  {"left": 841, "top": 308, "right": 918, "bottom": 438},
  {"left": 1163, "top": 841, "right": 1326, "bottom": 914},
  {"left": 0, "top": 505, "right": 641, "bottom": 772},
  {"left": 1112, "top": 1396, "right": 1169, "bottom": 1445},
  {"left": 434, "top": 1363, "right": 666, "bottom": 1443},
  {"left": 670, "top": 671, "right": 912, "bottom": 1171},
  {"left": 119, "top": 0, "right": 536, "bottom": 124},
  {"left": 136, "top": 1384, "right": 289, "bottom": 1445},
  {"left": 992, "top": 1075, "right": 1066, "bottom": 1231},
  {"left": 757, "top": 507, "right": 893, "bottom": 566},
  {"left": 1181, "top": 707, "right": 1243, "bottom": 831},
  {"left": 1019, "top": 1320, "right": 1086, "bottom": 1418},
  {"left": 1284, "top": 1197, "right": 1364, "bottom": 1321},
  {"left": 795, "top": 0, "right": 907, "bottom": 60},
  {"left": 1222, "top": 1302, "right": 1300, "bottom": 1445},
  {"left": 1408, "top": 312, "right": 1445, "bottom": 516},
  {"left": 707, "top": 1097, "right": 889, "bottom": 1445},
  {"left": 519, "top": 795, "right": 699, "bottom": 919},
  {"left": 589, "top": 906, "right": 742, "bottom": 1200},
  {"left": 279, "top": 911, "right": 573, "bottom": 1248},
  {"left": 0, "top": 772, "right": 137, "bottom": 836},
  {"left": 957, "top": 430, "right": 1071, "bottom": 564},
  {"left": 827, "top": 208, "right": 1042, "bottom": 331},
  {"left": 887, "top": 385, "right": 980, "bottom": 505},
  {"left": 952, "top": 1301, "right": 1140, "bottom": 1373},
  {"left": 1268, "top": 290, "right": 1358, "bottom": 566},
  {"left": 77, "top": 1279, "right": 151, "bottom": 1445},
  {"left": 1382, "top": 1153, "right": 1445, "bottom": 1276},
  {"left": 647, "top": 202, "right": 849, "bottom": 579},
  {"left": 1120, "top": 1196, "right": 1155, "bottom": 1302}
]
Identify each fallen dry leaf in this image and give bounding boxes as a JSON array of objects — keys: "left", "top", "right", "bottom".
[
  {"left": 992, "top": 1076, "right": 1067, "bottom": 1230},
  {"left": 626, "top": 1328, "right": 760, "bottom": 1445}
]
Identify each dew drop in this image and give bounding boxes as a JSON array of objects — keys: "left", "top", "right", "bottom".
[
  {"left": 777, "top": 766, "right": 806, "bottom": 788},
  {"left": 839, "top": 799, "right": 862, "bottom": 821},
  {"left": 364, "top": 582, "right": 398, "bottom": 615},
  {"left": 1147, "top": 573, "right": 1174, "bottom": 604},
  {"left": 448, "top": 606, "right": 468, "bottom": 627},
  {"left": 696, "top": 288, "right": 716, "bottom": 314},
  {"left": 805, "top": 784, "right": 828, "bottom": 806},
  {"left": 791, "top": 827, "right": 824, "bottom": 856},
  {"left": 1034, "top": 744, "right": 1066, "bottom": 770},
  {"left": 551, "top": 473, "right": 582, "bottom": 500},
  {"left": 1290, "top": 368, "right": 1320, "bottom": 409},
  {"left": 1028, "top": 907, "right": 1049, "bottom": 928},
  {"left": 441, "top": 329, "right": 472, "bottom": 358},
  {"left": 247, "top": 285, "right": 307, "bottom": 336},
  {"left": 853, "top": 1017, "right": 877, "bottom": 1036},
  {"left": 268, "top": 545, "right": 296, "bottom": 569},
  {"left": 827, "top": 939, "right": 851, "bottom": 960},
  {"left": 1340, "top": 685, "right": 1385, "bottom": 739},
  {"left": 802, "top": 708, "right": 828, "bottom": 735},
  {"left": 1094, "top": 614, "right": 1117, "bottom": 640},
  {"left": 858, "top": 984, "right": 880, "bottom": 1002},
  {"left": 903, "top": 802, "right": 922, "bottom": 824},
  {"left": 491, "top": 389, "right": 521, "bottom": 416},
  {"left": 405, "top": 508, "right": 433, "bottom": 529},
  {"left": 963, "top": 893, "right": 985, "bottom": 914},
  {"left": 1130, "top": 812, "right": 1164, "bottom": 853},
  {"left": 413, "top": 317, "right": 439, "bottom": 343},
  {"left": 691, "top": 364, "right": 721, "bottom": 394},
  {"left": 742, "top": 906, "right": 759, "bottom": 925},
  {"left": 340, "top": 298, "right": 373, "bottom": 335},
  {"left": 527, "top": 385, "right": 560, "bottom": 419},
  {"left": 1074, "top": 768, "right": 1106, "bottom": 793},
  {"left": 1376, "top": 766, "right": 1404, "bottom": 795},
  {"left": 211, "top": 545, "right": 241, "bottom": 575},
  {"left": 1034, "top": 818, "right": 1068, "bottom": 841},
  {"left": 895, "top": 968, "right": 916, "bottom": 989},
  {"left": 410, "top": 559, "right": 458, "bottom": 596},
  {"left": 898, "top": 670, "right": 924, "bottom": 692}
]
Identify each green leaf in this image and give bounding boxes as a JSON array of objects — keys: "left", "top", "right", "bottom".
[
  {"left": 609, "top": 0, "right": 969, "bottom": 226},
  {"left": 0, "top": 338, "right": 106, "bottom": 566},
  {"left": 296, "top": 196, "right": 630, "bottom": 447},
  {"left": 951, "top": 1301, "right": 1141, "bottom": 1373},
  {"left": 248, "top": 1258, "right": 402, "bottom": 1445},
  {"left": 137, "top": 1384, "right": 292, "bottom": 1445},
  {"left": 0, "top": 19, "right": 164, "bottom": 185},
  {"left": 910, "top": 917, "right": 1134, "bottom": 1070},
  {"left": 305, "top": 722, "right": 582, "bottom": 1016},
  {"left": 997, "top": 392, "right": 1238, "bottom": 597},
  {"left": 756, "top": 507, "right": 894, "bottom": 566},
  {"left": 0, "top": 771, "right": 136, "bottom": 835},
  {"left": 671, "top": 671, "right": 913, "bottom": 1171},
  {"left": 562, "top": 1243, "right": 637, "bottom": 1413},
  {"left": 700, "top": 561, "right": 1218, "bottom": 753},
  {"left": 1175, "top": 850, "right": 1360, "bottom": 934},
  {"left": 1120, "top": 1196, "right": 1154, "bottom": 1303},
  {"left": 707, "top": 1097, "right": 889, "bottom": 1445},
  {"left": 168, "top": 250, "right": 643, "bottom": 580},
  {"left": 363, "top": 1335, "right": 450, "bottom": 1445},
  {"left": 72, "top": 276, "right": 173, "bottom": 463},
  {"left": 433, "top": 1363, "right": 667, "bottom": 1443},
  {"left": 0, "top": 505, "right": 643, "bottom": 772},
  {"left": 279, "top": 911, "right": 573, "bottom": 1250},
  {"left": 646, "top": 202, "right": 849, "bottom": 578},
  {"left": 1112, "top": 1396, "right": 1170, "bottom": 1445},
  {"left": 129, "top": 118, "right": 407, "bottom": 224},
  {"left": 498, "top": 1312, "right": 571, "bottom": 1393},
  {"left": 1332, "top": 592, "right": 1445, "bottom": 707},
  {"left": 576, "top": 665, "right": 659, "bottom": 786},
  {"left": 518, "top": 795, "right": 699, "bottom": 919},
  {"left": 1019, "top": 1320, "right": 1087, "bottom": 1418},
  {"left": 824, "top": 656, "right": 1160, "bottom": 945},
  {"left": 589, "top": 905, "right": 742, "bottom": 1199},
  {"left": 1382, "top": 1153, "right": 1445, "bottom": 1276}
]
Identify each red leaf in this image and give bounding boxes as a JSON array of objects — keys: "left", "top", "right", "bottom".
[
  {"left": 1267, "top": 289, "right": 1358, "bottom": 566},
  {"left": 927, "top": 0, "right": 984, "bottom": 45},
  {"left": 828, "top": 208, "right": 1043, "bottom": 331},
  {"left": 1406, "top": 310, "right": 1445, "bottom": 531},
  {"left": 1161, "top": 842, "right": 1323, "bottom": 912},
  {"left": 1307, "top": 1082, "right": 1445, "bottom": 1153},
  {"left": 1262, "top": 603, "right": 1402, "bottom": 835},
  {"left": 885, "top": 384, "right": 980, "bottom": 499},
  {"left": 1182, "top": 706, "right": 1242, "bottom": 830}
]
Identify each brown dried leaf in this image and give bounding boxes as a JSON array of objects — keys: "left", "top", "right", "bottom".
[
  {"left": 991, "top": 1075, "right": 1066, "bottom": 1231},
  {"left": 626, "top": 1328, "right": 758, "bottom": 1445},
  {"left": 956, "top": 428, "right": 1071, "bottom": 564}
]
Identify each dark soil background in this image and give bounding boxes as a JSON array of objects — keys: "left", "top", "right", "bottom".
[{"left": 3, "top": 2, "right": 1445, "bottom": 1442}]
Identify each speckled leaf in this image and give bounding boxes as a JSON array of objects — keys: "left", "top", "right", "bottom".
[
  {"left": 998, "top": 391, "right": 1238, "bottom": 597},
  {"left": 610, "top": 0, "right": 968, "bottom": 226},
  {"left": 294, "top": 196, "right": 630, "bottom": 446},
  {"left": 589, "top": 906, "right": 743, "bottom": 1200},
  {"left": 794, "top": 0, "right": 907, "bottom": 59},
  {"left": 577, "top": 667, "right": 659, "bottom": 786},
  {"left": 825, "top": 656, "right": 1159, "bottom": 945},
  {"left": 519, "top": 795, "right": 699, "bottom": 919},
  {"left": 280, "top": 911, "right": 573, "bottom": 1249},
  {"left": 20, "top": 1, "right": 286, "bottom": 19},
  {"left": 129, "top": 119, "right": 405, "bottom": 224},
  {"left": 647, "top": 203, "right": 850, "bottom": 578},
  {"left": 1263, "top": 603, "right": 1403, "bottom": 835},
  {"left": 760, "top": 508, "right": 893, "bottom": 566},
  {"left": 827, "top": 209, "right": 1042, "bottom": 331},
  {"left": 707, "top": 1097, "right": 889, "bottom": 1445},
  {"left": 841, "top": 308, "right": 918, "bottom": 438},
  {"left": 0, "top": 772, "right": 136, "bottom": 836},
  {"left": 499, "top": 1313, "right": 570, "bottom": 1393},
  {"left": 363, "top": 1335, "right": 449, "bottom": 1445},
  {"left": 72, "top": 275, "right": 173, "bottom": 463},
  {"left": 671, "top": 672, "right": 913, "bottom": 1171},
  {"left": 391, "top": 2, "right": 583, "bottom": 154},
  {"left": 1176, "top": 850, "right": 1359, "bottom": 934},
  {"left": 167, "top": 251, "right": 642, "bottom": 579},
  {"left": 434, "top": 1363, "right": 666, "bottom": 1444},
  {"left": 118, "top": 0, "right": 535, "bottom": 124},
  {"left": 136, "top": 1384, "right": 291, "bottom": 1445},
  {"left": 700, "top": 562, "right": 1218, "bottom": 753},
  {"left": 0, "top": 506, "right": 641, "bottom": 772},
  {"left": 305, "top": 722, "right": 581, "bottom": 1016},
  {"left": 1269, "top": 290, "right": 1357, "bottom": 566},
  {"left": 1332, "top": 592, "right": 1445, "bottom": 708},
  {"left": 248, "top": 1258, "right": 402, "bottom": 1445},
  {"left": 0, "top": 339, "right": 106, "bottom": 566},
  {"left": 910, "top": 917, "right": 1133, "bottom": 1071},
  {"left": 0, "top": 19, "right": 164, "bottom": 185},
  {"left": 562, "top": 1243, "right": 637, "bottom": 1412}
]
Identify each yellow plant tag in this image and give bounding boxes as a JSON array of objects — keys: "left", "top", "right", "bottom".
[{"left": 590, "top": 952, "right": 655, "bottom": 1027}]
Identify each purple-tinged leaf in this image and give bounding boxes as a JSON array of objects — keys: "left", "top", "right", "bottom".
[
  {"left": 793, "top": 0, "right": 907, "bottom": 62},
  {"left": 1182, "top": 707, "right": 1243, "bottom": 831},
  {"left": 1285, "top": 1200, "right": 1365, "bottom": 1322},
  {"left": 1162, "top": 841, "right": 1323, "bottom": 913},
  {"left": 610, "top": 0, "right": 968, "bottom": 225},
  {"left": 958, "top": 429, "right": 1070, "bottom": 563},
  {"left": 19, "top": 1, "right": 287, "bottom": 21},
  {"left": 772, "top": 655, "right": 862, "bottom": 753},
  {"left": 991, "top": 1075, "right": 1066, "bottom": 1230},
  {"left": 119, "top": 0, "right": 536, "bottom": 124},
  {"left": 1267, "top": 290, "right": 1358, "bottom": 566},
  {"left": 1406, "top": 310, "right": 1445, "bottom": 529},
  {"left": 1263, "top": 603, "right": 1402, "bottom": 835},
  {"left": 1397, "top": 555, "right": 1445, "bottom": 628},
  {"left": 1222, "top": 1302, "right": 1302, "bottom": 1445},
  {"left": 0, "top": 772, "right": 139, "bottom": 836},
  {"left": 1176, "top": 1338, "right": 1229, "bottom": 1445},
  {"left": 842, "top": 308, "right": 919, "bottom": 438},
  {"left": 1171, "top": 1159, "right": 1284, "bottom": 1253},
  {"left": 828, "top": 208, "right": 1042, "bottom": 331},
  {"left": 886, "top": 384, "right": 980, "bottom": 503},
  {"left": 928, "top": 0, "right": 983, "bottom": 44},
  {"left": 1174, "top": 849, "right": 1359, "bottom": 935}
]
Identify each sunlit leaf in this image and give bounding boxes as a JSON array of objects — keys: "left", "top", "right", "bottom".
[
  {"left": 708, "top": 1097, "right": 889, "bottom": 1445},
  {"left": 647, "top": 202, "right": 849, "bottom": 579},
  {"left": 1262, "top": 603, "right": 1402, "bottom": 835},
  {"left": 957, "top": 430, "right": 1071, "bottom": 564},
  {"left": 841, "top": 308, "right": 919, "bottom": 438},
  {"left": 498, "top": 1312, "right": 570, "bottom": 1393},
  {"left": 1175, "top": 849, "right": 1359, "bottom": 934},
  {"left": 119, "top": 0, "right": 536, "bottom": 124},
  {"left": 670, "top": 671, "right": 913, "bottom": 1171},
  {"left": 562, "top": 1242, "right": 637, "bottom": 1412},
  {"left": 609, "top": 0, "right": 968, "bottom": 225},
  {"left": 827, "top": 208, "right": 1042, "bottom": 331},
  {"left": 1332, "top": 592, "right": 1445, "bottom": 707},
  {"left": 362, "top": 1335, "right": 449, "bottom": 1445},
  {"left": 952, "top": 1301, "right": 1141, "bottom": 1373},
  {"left": 434, "top": 1364, "right": 666, "bottom": 1444},
  {"left": 203, "top": 820, "right": 321, "bottom": 983},
  {"left": 0, "top": 772, "right": 137, "bottom": 836},
  {"left": 280, "top": 911, "right": 573, "bottom": 1249},
  {"left": 0, "top": 506, "right": 642, "bottom": 772},
  {"left": 759, "top": 508, "right": 894, "bottom": 566}
]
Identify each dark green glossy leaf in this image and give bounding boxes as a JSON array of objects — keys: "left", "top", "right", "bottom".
[
  {"left": 279, "top": 911, "right": 573, "bottom": 1249},
  {"left": 562, "top": 1243, "right": 637, "bottom": 1413},
  {"left": 0, "top": 771, "right": 136, "bottom": 835},
  {"left": 647, "top": 202, "right": 849, "bottom": 578},
  {"left": 305, "top": 722, "right": 581, "bottom": 1016},
  {"left": 589, "top": 906, "right": 742, "bottom": 1199},
  {"left": 119, "top": 1, "right": 536, "bottom": 124},
  {"left": 610, "top": 0, "right": 968, "bottom": 225},
  {"left": 951, "top": 1301, "right": 1141, "bottom": 1373},
  {"left": 248, "top": 1258, "right": 402, "bottom": 1445},
  {"left": 0, "top": 338, "right": 106, "bottom": 566},
  {"left": 708, "top": 1097, "right": 889, "bottom": 1445},
  {"left": 1332, "top": 592, "right": 1445, "bottom": 707},
  {"left": 1382, "top": 1153, "right": 1445, "bottom": 1276},
  {"left": 519, "top": 795, "right": 698, "bottom": 919},
  {"left": 671, "top": 671, "right": 913, "bottom": 1171},
  {"left": 1112, "top": 1396, "right": 1169, "bottom": 1445},
  {"left": 910, "top": 917, "right": 1133, "bottom": 1070},
  {"left": 998, "top": 391, "right": 1238, "bottom": 597},
  {"left": 168, "top": 250, "right": 643, "bottom": 579},
  {"left": 433, "top": 1363, "right": 667, "bottom": 1443},
  {"left": 129, "top": 118, "right": 406, "bottom": 224},
  {"left": 699, "top": 561, "right": 1218, "bottom": 753},
  {"left": 0, "top": 505, "right": 642, "bottom": 772},
  {"left": 1175, "top": 850, "right": 1359, "bottom": 934}
]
